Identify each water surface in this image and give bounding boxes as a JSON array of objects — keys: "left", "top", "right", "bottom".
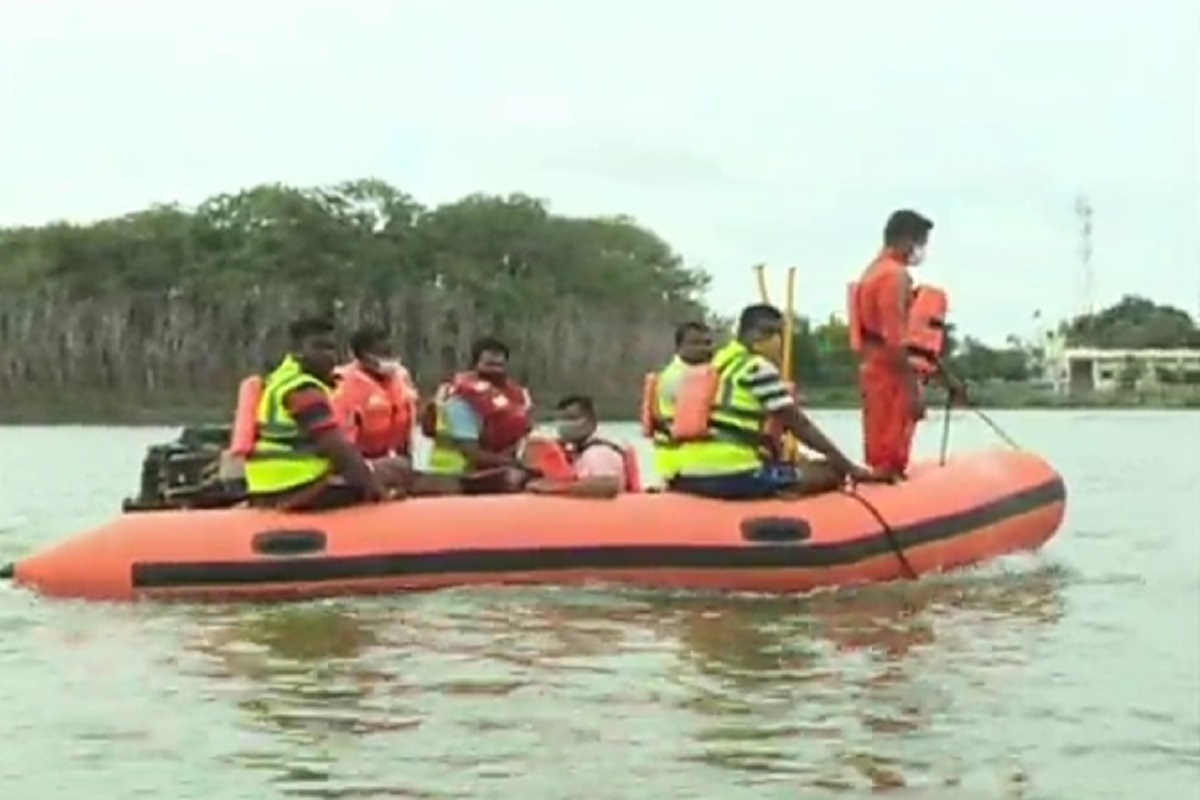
[{"left": 1, "top": 410, "right": 1197, "bottom": 799}]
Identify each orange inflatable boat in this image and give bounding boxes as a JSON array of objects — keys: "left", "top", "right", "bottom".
[{"left": 4, "top": 448, "right": 1066, "bottom": 603}]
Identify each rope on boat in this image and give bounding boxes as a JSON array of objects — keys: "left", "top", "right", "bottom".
[
  {"left": 841, "top": 489, "right": 918, "bottom": 580},
  {"left": 935, "top": 359, "right": 1022, "bottom": 466}
]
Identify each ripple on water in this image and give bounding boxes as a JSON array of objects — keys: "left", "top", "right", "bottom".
[{"left": 2, "top": 415, "right": 1200, "bottom": 799}]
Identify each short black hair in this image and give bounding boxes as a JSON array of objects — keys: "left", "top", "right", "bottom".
[
  {"left": 674, "top": 320, "right": 710, "bottom": 346},
  {"left": 349, "top": 325, "right": 389, "bottom": 359},
  {"left": 556, "top": 394, "right": 596, "bottom": 419},
  {"left": 736, "top": 304, "right": 783, "bottom": 338},
  {"left": 287, "top": 316, "right": 335, "bottom": 346},
  {"left": 883, "top": 209, "right": 934, "bottom": 246},
  {"left": 470, "top": 335, "right": 509, "bottom": 364}
]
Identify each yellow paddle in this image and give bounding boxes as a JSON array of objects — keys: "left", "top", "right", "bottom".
[
  {"left": 753, "top": 263, "right": 771, "bottom": 305},
  {"left": 752, "top": 264, "right": 805, "bottom": 464}
]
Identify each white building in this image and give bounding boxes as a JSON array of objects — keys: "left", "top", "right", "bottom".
[{"left": 1039, "top": 332, "right": 1200, "bottom": 393}]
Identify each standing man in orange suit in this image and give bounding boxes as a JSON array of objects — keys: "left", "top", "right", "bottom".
[{"left": 851, "top": 209, "right": 943, "bottom": 479}]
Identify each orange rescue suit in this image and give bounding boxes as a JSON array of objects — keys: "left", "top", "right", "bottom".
[
  {"left": 847, "top": 250, "right": 949, "bottom": 474},
  {"left": 332, "top": 361, "right": 418, "bottom": 459}
]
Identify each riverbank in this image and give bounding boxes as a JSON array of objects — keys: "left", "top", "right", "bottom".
[{"left": 3, "top": 382, "right": 1198, "bottom": 426}]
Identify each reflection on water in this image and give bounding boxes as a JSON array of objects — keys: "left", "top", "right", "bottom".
[
  {"left": 3, "top": 414, "right": 1198, "bottom": 800},
  {"left": 174, "top": 563, "right": 1067, "bottom": 798},
  {"left": 668, "top": 564, "right": 1067, "bottom": 794}
]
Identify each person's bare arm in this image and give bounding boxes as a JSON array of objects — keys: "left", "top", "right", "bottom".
[
  {"left": 527, "top": 475, "right": 621, "bottom": 499},
  {"left": 741, "top": 359, "right": 865, "bottom": 479},
  {"left": 311, "top": 428, "right": 379, "bottom": 494},
  {"left": 451, "top": 439, "right": 522, "bottom": 470},
  {"left": 440, "top": 397, "right": 524, "bottom": 471},
  {"left": 775, "top": 406, "right": 857, "bottom": 476},
  {"left": 287, "top": 386, "right": 382, "bottom": 498}
]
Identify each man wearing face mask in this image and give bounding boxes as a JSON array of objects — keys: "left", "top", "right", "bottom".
[
  {"left": 422, "top": 336, "right": 535, "bottom": 494},
  {"left": 334, "top": 326, "right": 419, "bottom": 461},
  {"left": 525, "top": 395, "right": 638, "bottom": 499},
  {"left": 331, "top": 325, "right": 434, "bottom": 496},
  {"left": 851, "top": 209, "right": 956, "bottom": 480},
  {"left": 642, "top": 321, "right": 716, "bottom": 483},
  {"left": 665, "top": 304, "right": 878, "bottom": 500}
]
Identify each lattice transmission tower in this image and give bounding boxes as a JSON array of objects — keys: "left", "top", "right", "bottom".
[{"left": 1074, "top": 194, "right": 1094, "bottom": 317}]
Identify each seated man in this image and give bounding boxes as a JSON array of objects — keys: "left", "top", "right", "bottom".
[
  {"left": 332, "top": 325, "right": 457, "bottom": 496},
  {"left": 240, "top": 317, "right": 389, "bottom": 511},
  {"left": 525, "top": 394, "right": 637, "bottom": 499},
  {"left": 642, "top": 321, "right": 716, "bottom": 485},
  {"left": 421, "top": 336, "right": 535, "bottom": 494},
  {"left": 663, "top": 304, "right": 881, "bottom": 500},
  {"left": 333, "top": 325, "right": 419, "bottom": 460}
]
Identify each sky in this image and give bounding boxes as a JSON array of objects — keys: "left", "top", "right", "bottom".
[{"left": 0, "top": 0, "right": 1196, "bottom": 344}]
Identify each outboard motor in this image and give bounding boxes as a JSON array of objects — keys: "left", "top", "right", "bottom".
[{"left": 122, "top": 424, "right": 246, "bottom": 512}]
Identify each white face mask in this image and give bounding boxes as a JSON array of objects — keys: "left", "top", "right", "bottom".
[
  {"left": 908, "top": 244, "right": 927, "bottom": 266},
  {"left": 376, "top": 358, "right": 402, "bottom": 375},
  {"left": 364, "top": 356, "right": 401, "bottom": 375}
]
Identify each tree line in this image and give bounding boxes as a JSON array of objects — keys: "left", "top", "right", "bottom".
[
  {"left": 2, "top": 178, "right": 1195, "bottom": 421},
  {"left": 0, "top": 179, "right": 711, "bottom": 417}
]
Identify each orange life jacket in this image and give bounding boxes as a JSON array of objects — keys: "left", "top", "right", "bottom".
[
  {"left": 331, "top": 361, "right": 418, "bottom": 458},
  {"left": 418, "top": 372, "right": 532, "bottom": 453},
  {"left": 522, "top": 435, "right": 642, "bottom": 492},
  {"left": 847, "top": 256, "right": 949, "bottom": 378},
  {"left": 229, "top": 375, "right": 264, "bottom": 457},
  {"left": 903, "top": 285, "right": 949, "bottom": 377},
  {"left": 641, "top": 359, "right": 782, "bottom": 458}
]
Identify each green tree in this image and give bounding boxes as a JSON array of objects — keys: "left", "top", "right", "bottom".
[
  {"left": 0, "top": 179, "right": 712, "bottom": 420},
  {"left": 946, "top": 337, "right": 1031, "bottom": 383},
  {"left": 1066, "top": 295, "right": 1199, "bottom": 349}
]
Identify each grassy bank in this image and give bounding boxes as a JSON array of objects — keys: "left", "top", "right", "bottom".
[{"left": 4, "top": 382, "right": 1199, "bottom": 427}]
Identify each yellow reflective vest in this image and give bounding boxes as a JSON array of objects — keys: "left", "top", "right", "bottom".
[
  {"left": 243, "top": 355, "right": 334, "bottom": 495},
  {"left": 654, "top": 341, "right": 770, "bottom": 478}
]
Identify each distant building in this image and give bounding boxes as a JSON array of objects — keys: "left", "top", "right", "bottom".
[{"left": 1039, "top": 333, "right": 1200, "bottom": 393}]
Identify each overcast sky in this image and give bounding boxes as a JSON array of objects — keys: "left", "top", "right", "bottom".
[{"left": 1, "top": 0, "right": 1196, "bottom": 343}]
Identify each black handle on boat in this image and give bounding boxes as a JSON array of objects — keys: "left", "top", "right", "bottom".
[{"left": 0, "top": 563, "right": 13, "bottom": 580}]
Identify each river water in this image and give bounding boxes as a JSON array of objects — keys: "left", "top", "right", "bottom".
[{"left": 0, "top": 411, "right": 1197, "bottom": 799}]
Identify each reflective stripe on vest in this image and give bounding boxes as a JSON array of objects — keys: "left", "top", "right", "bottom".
[
  {"left": 243, "top": 355, "right": 333, "bottom": 494},
  {"left": 671, "top": 341, "right": 770, "bottom": 478}
]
